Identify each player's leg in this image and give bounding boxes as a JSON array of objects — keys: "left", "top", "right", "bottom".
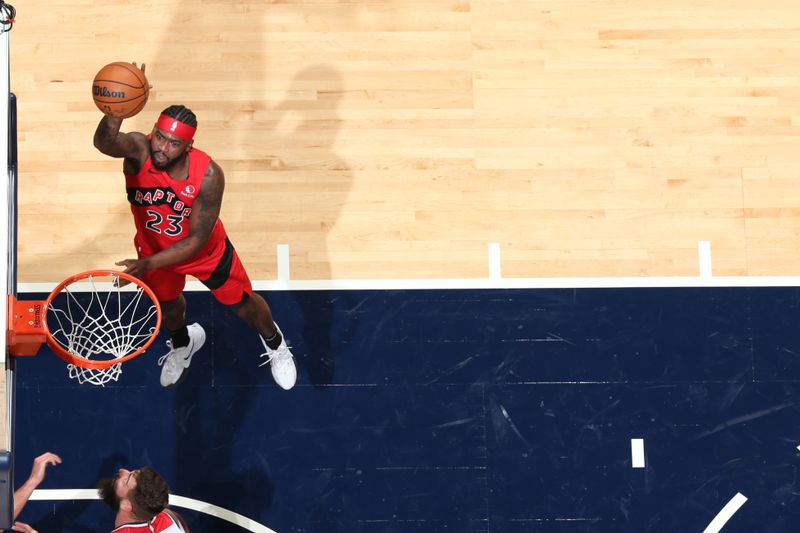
[
  {"left": 200, "top": 238, "right": 297, "bottom": 390},
  {"left": 229, "top": 291, "right": 277, "bottom": 342},
  {"left": 161, "top": 293, "right": 187, "bottom": 339},
  {"left": 226, "top": 292, "right": 297, "bottom": 390},
  {"left": 142, "top": 269, "right": 206, "bottom": 387}
]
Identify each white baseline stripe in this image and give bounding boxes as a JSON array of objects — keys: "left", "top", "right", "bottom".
[
  {"left": 14, "top": 242, "right": 800, "bottom": 293},
  {"left": 702, "top": 492, "right": 747, "bottom": 533},
  {"left": 18, "top": 274, "right": 800, "bottom": 294},
  {"left": 30, "top": 489, "right": 277, "bottom": 533}
]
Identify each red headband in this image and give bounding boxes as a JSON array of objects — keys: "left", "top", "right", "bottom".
[{"left": 155, "top": 114, "right": 196, "bottom": 142}]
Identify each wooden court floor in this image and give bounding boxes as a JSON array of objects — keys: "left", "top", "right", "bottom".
[{"left": 10, "top": 0, "right": 800, "bottom": 283}]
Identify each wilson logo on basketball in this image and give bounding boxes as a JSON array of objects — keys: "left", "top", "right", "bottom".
[{"left": 92, "top": 85, "right": 126, "bottom": 98}]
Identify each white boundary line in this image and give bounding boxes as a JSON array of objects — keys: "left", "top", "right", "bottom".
[
  {"left": 702, "top": 492, "right": 747, "bottom": 533},
  {"left": 488, "top": 242, "right": 501, "bottom": 280},
  {"left": 276, "top": 243, "right": 290, "bottom": 285},
  {"left": 30, "top": 489, "right": 278, "bottom": 533},
  {"left": 16, "top": 243, "right": 800, "bottom": 293},
  {"left": 18, "top": 274, "right": 800, "bottom": 294},
  {"left": 630, "top": 438, "right": 645, "bottom": 468},
  {"left": 698, "top": 241, "right": 712, "bottom": 278}
]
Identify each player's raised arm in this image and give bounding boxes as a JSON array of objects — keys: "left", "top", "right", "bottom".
[
  {"left": 93, "top": 115, "right": 147, "bottom": 160},
  {"left": 92, "top": 61, "right": 150, "bottom": 162},
  {"left": 13, "top": 452, "right": 62, "bottom": 520}
]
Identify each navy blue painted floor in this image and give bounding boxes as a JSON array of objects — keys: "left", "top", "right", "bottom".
[{"left": 10, "top": 287, "right": 800, "bottom": 532}]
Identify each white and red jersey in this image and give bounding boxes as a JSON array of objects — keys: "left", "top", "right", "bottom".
[
  {"left": 125, "top": 145, "right": 227, "bottom": 259},
  {"left": 111, "top": 509, "right": 189, "bottom": 533}
]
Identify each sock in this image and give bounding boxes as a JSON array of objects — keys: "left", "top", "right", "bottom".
[
  {"left": 263, "top": 330, "right": 283, "bottom": 350},
  {"left": 170, "top": 325, "right": 190, "bottom": 348}
]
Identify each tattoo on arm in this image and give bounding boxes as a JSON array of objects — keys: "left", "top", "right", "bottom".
[{"left": 188, "top": 162, "right": 224, "bottom": 244}]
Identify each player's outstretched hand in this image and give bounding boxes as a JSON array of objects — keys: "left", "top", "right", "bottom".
[
  {"left": 27, "top": 452, "right": 62, "bottom": 487},
  {"left": 115, "top": 259, "right": 149, "bottom": 286},
  {"left": 131, "top": 62, "right": 152, "bottom": 90}
]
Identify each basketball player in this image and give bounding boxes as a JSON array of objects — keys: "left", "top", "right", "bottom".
[
  {"left": 93, "top": 96, "right": 296, "bottom": 390},
  {"left": 9, "top": 451, "right": 62, "bottom": 533},
  {"left": 98, "top": 467, "right": 188, "bottom": 533}
]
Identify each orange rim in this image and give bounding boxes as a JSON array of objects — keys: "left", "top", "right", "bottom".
[{"left": 43, "top": 270, "right": 163, "bottom": 369}]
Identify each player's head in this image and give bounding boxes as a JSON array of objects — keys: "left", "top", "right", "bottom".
[
  {"left": 98, "top": 466, "right": 170, "bottom": 521},
  {"left": 150, "top": 104, "right": 197, "bottom": 170}
]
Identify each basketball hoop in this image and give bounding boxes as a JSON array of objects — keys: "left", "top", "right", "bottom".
[{"left": 7, "top": 270, "right": 162, "bottom": 386}]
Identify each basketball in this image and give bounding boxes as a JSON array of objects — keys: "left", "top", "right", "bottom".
[{"left": 91, "top": 62, "right": 149, "bottom": 119}]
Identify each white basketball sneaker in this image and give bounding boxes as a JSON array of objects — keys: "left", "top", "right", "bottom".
[
  {"left": 158, "top": 323, "right": 206, "bottom": 387},
  {"left": 259, "top": 323, "right": 297, "bottom": 390}
]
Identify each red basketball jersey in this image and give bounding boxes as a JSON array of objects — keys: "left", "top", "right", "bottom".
[
  {"left": 125, "top": 146, "right": 227, "bottom": 258},
  {"left": 111, "top": 509, "right": 189, "bottom": 533}
]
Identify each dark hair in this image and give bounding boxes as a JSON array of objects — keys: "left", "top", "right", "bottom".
[
  {"left": 161, "top": 104, "right": 197, "bottom": 128},
  {"left": 97, "top": 477, "right": 120, "bottom": 512},
  {"left": 128, "top": 467, "right": 170, "bottom": 521}
]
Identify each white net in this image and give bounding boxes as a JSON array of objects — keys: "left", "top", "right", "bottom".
[
  {"left": 66, "top": 362, "right": 122, "bottom": 386},
  {"left": 47, "top": 273, "right": 160, "bottom": 386}
]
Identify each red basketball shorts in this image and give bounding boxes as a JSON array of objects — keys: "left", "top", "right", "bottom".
[{"left": 136, "top": 235, "right": 253, "bottom": 306}]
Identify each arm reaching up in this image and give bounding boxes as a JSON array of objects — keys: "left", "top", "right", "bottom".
[{"left": 13, "top": 452, "right": 62, "bottom": 520}]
